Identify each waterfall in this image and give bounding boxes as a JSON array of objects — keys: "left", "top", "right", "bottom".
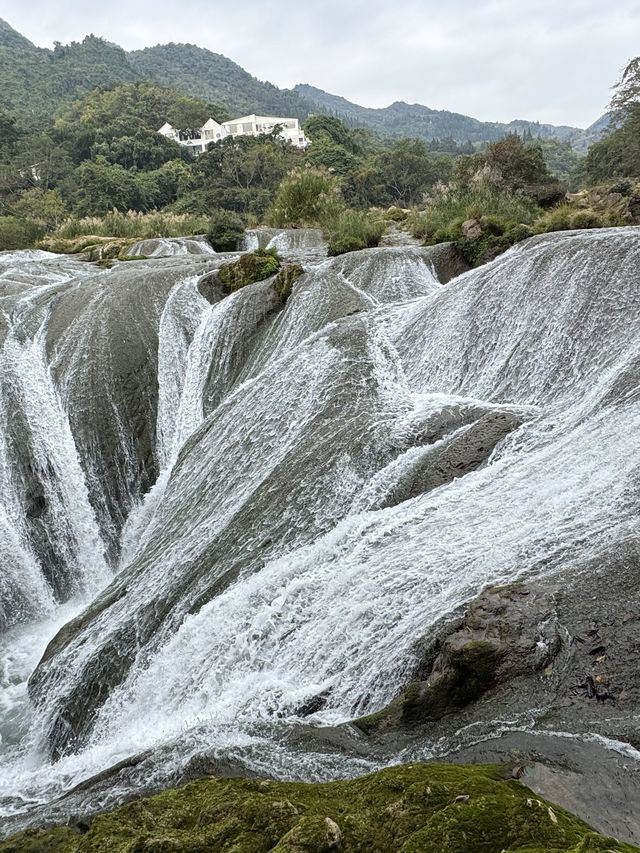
[{"left": 1, "top": 231, "right": 640, "bottom": 832}]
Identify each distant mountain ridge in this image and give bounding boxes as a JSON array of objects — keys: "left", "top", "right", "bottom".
[
  {"left": 294, "top": 84, "right": 607, "bottom": 151},
  {"left": 0, "top": 17, "right": 607, "bottom": 150}
]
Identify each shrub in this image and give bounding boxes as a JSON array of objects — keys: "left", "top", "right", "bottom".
[
  {"left": 0, "top": 217, "right": 45, "bottom": 251},
  {"left": 505, "top": 223, "right": 535, "bottom": 243},
  {"left": 267, "top": 167, "right": 343, "bottom": 228},
  {"left": 569, "top": 209, "right": 605, "bottom": 229},
  {"left": 10, "top": 189, "right": 69, "bottom": 230},
  {"left": 325, "top": 208, "right": 386, "bottom": 256},
  {"left": 207, "top": 209, "right": 246, "bottom": 251},
  {"left": 532, "top": 204, "right": 575, "bottom": 233},
  {"left": 218, "top": 249, "right": 280, "bottom": 292}
]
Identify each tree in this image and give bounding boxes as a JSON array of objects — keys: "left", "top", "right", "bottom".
[
  {"left": 585, "top": 110, "right": 640, "bottom": 182},
  {"left": 0, "top": 109, "right": 20, "bottom": 158},
  {"left": 187, "top": 135, "right": 300, "bottom": 217},
  {"left": 483, "top": 134, "right": 553, "bottom": 190},
  {"left": 375, "top": 140, "right": 448, "bottom": 206},
  {"left": 63, "top": 158, "right": 140, "bottom": 215},
  {"left": 611, "top": 57, "right": 640, "bottom": 118},
  {"left": 585, "top": 56, "right": 640, "bottom": 182}
]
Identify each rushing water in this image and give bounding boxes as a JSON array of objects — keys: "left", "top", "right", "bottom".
[{"left": 0, "top": 229, "right": 639, "bottom": 831}]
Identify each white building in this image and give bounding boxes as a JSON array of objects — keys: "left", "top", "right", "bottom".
[
  {"left": 158, "top": 114, "right": 309, "bottom": 154},
  {"left": 221, "top": 115, "right": 308, "bottom": 148}
]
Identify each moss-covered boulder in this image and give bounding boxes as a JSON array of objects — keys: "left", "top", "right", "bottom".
[
  {"left": 0, "top": 764, "right": 636, "bottom": 852},
  {"left": 356, "top": 584, "right": 562, "bottom": 734},
  {"left": 218, "top": 249, "right": 281, "bottom": 293},
  {"left": 272, "top": 263, "right": 304, "bottom": 300},
  {"left": 38, "top": 236, "right": 138, "bottom": 260}
]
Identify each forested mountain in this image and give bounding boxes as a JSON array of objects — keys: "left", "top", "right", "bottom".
[
  {"left": 0, "top": 16, "right": 605, "bottom": 149},
  {"left": 0, "top": 23, "right": 138, "bottom": 121},
  {"left": 128, "top": 43, "right": 315, "bottom": 120},
  {"left": 294, "top": 83, "right": 601, "bottom": 149}
]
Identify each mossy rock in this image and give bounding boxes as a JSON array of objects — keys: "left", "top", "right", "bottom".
[
  {"left": 327, "top": 236, "right": 369, "bottom": 256},
  {"left": 356, "top": 639, "right": 500, "bottom": 733},
  {"left": 218, "top": 249, "right": 281, "bottom": 293},
  {"left": 383, "top": 206, "right": 409, "bottom": 223},
  {"left": 1, "top": 764, "right": 635, "bottom": 853},
  {"left": 272, "top": 263, "right": 304, "bottom": 300}
]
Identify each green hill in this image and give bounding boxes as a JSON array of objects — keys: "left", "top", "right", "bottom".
[{"left": 128, "top": 43, "right": 314, "bottom": 119}]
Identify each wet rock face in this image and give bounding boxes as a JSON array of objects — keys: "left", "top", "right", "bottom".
[
  {"left": 125, "top": 236, "right": 216, "bottom": 258},
  {"left": 371, "top": 409, "right": 524, "bottom": 511},
  {"left": 356, "top": 584, "right": 562, "bottom": 732}
]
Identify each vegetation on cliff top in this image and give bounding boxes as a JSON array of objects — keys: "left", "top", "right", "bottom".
[{"left": 0, "top": 763, "right": 636, "bottom": 853}]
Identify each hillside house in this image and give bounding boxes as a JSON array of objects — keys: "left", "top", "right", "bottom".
[{"left": 158, "top": 114, "right": 309, "bottom": 154}]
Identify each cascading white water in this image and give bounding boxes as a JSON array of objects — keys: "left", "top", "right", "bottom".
[
  {"left": 0, "top": 263, "right": 110, "bottom": 631},
  {"left": 1, "top": 231, "right": 640, "bottom": 832}
]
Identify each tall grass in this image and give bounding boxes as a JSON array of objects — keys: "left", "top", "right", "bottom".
[
  {"left": 324, "top": 209, "right": 386, "bottom": 256},
  {"left": 407, "top": 186, "right": 539, "bottom": 242},
  {"left": 53, "top": 211, "right": 211, "bottom": 240}
]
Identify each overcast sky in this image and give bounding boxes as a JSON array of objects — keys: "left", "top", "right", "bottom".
[{"left": 2, "top": 0, "right": 640, "bottom": 128}]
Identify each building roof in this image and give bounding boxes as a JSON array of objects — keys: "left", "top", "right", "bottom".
[{"left": 221, "top": 114, "right": 298, "bottom": 127}]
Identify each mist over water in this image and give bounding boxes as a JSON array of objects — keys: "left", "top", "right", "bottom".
[{"left": 0, "top": 229, "right": 639, "bottom": 832}]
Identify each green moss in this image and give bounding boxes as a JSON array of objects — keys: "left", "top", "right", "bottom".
[
  {"left": 0, "top": 827, "right": 78, "bottom": 853},
  {"left": 2, "top": 764, "right": 635, "bottom": 853},
  {"left": 272, "top": 263, "right": 304, "bottom": 300},
  {"left": 355, "top": 639, "right": 501, "bottom": 733},
  {"left": 218, "top": 249, "right": 281, "bottom": 293},
  {"left": 37, "top": 235, "right": 137, "bottom": 260}
]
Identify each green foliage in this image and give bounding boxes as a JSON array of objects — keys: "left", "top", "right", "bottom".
[
  {"left": 0, "top": 216, "right": 44, "bottom": 250},
  {"left": 218, "top": 248, "right": 280, "bottom": 292},
  {"left": 295, "top": 83, "right": 588, "bottom": 148},
  {"left": 383, "top": 206, "right": 409, "bottom": 222},
  {"left": 207, "top": 209, "right": 246, "bottom": 251},
  {"left": 267, "top": 167, "right": 343, "bottom": 227},
  {"left": 128, "top": 42, "right": 314, "bottom": 120},
  {"left": 9, "top": 189, "right": 68, "bottom": 229},
  {"left": 483, "top": 134, "right": 555, "bottom": 189},
  {"left": 374, "top": 139, "right": 451, "bottom": 206},
  {"left": 325, "top": 209, "right": 386, "bottom": 256},
  {"left": 532, "top": 205, "right": 624, "bottom": 233},
  {"left": 610, "top": 56, "right": 640, "bottom": 118},
  {"left": 64, "top": 158, "right": 141, "bottom": 216},
  {"left": 0, "top": 764, "right": 636, "bottom": 853},
  {"left": 52, "top": 82, "right": 211, "bottom": 169},
  {"left": 185, "top": 134, "right": 301, "bottom": 219},
  {"left": 0, "top": 31, "right": 139, "bottom": 123},
  {"left": 537, "top": 138, "right": 582, "bottom": 185},
  {"left": 585, "top": 108, "right": 640, "bottom": 182}
]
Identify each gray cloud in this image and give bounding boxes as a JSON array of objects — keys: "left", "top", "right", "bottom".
[{"left": 2, "top": 0, "right": 639, "bottom": 127}]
